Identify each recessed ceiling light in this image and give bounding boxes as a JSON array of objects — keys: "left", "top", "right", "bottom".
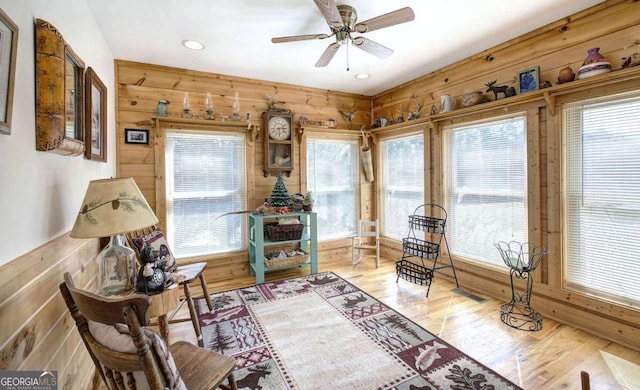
[
  {"left": 182, "top": 40, "right": 205, "bottom": 50},
  {"left": 355, "top": 73, "right": 371, "bottom": 80}
]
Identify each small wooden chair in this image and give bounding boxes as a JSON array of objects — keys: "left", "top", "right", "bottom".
[
  {"left": 126, "top": 226, "right": 214, "bottom": 348},
  {"left": 60, "top": 272, "right": 236, "bottom": 390},
  {"left": 351, "top": 219, "right": 380, "bottom": 268}
]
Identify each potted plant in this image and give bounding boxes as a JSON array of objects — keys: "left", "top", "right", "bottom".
[{"left": 302, "top": 191, "right": 314, "bottom": 212}]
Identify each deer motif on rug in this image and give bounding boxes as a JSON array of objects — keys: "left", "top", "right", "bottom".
[
  {"left": 236, "top": 363, "right": 272, "bottom": 390},
  {"left": 343, "top": 293, "right": 367, "bottom": 309}
]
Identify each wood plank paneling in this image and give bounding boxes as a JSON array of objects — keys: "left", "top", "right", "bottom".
[
  {"left": 116, "top": 60, "right": 370, "bottom": 211},
  {"left": 0, "top": 234, "right": 101, "bottom": 388}
]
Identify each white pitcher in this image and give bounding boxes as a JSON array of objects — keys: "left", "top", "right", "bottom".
[{"left": 440, "top": 94, "right": 457, "bottom": 113}]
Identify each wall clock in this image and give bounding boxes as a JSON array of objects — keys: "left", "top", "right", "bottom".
[{"left": 263, "top": 111, "right": 294, "bottom": 177}]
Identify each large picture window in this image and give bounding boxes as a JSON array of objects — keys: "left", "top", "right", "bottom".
[
  {"left": 443, "top": 115, "right": 528, "bottom": 266},
  {"left": 165, "top": 130, "right": 247, "bottom": 258},
  {"left": 380, "top": 134, "right": 424, "bottom": 240},
  {"left": 564, "top": 95, "right": 640, "bottom": 306},
  {"left": 306, "top": 137, "right": 358, "bottom": 240}
]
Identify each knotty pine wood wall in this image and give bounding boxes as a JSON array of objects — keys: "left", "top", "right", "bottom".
[
  {"left": 115, "top": 61, "right": 373, "bottom": 282},
  {"left": 373, "top": 0, "right": 640, "bottom": 349},
  {"left": 0, "top": 234, "right": 102, "bottom": 389}
]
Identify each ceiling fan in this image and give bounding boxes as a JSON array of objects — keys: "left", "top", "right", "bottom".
[{"left": 271, "top": 0, "right": 415, "bottom": 68}]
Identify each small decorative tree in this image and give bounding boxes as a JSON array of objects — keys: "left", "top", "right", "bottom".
[{"left": 269, "top": 174, "right": 293, "bottom": 209}]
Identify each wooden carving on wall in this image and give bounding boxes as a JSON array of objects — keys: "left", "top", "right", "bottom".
[{"left": 35, "top": 19, "right": 85, "bottom": 156}]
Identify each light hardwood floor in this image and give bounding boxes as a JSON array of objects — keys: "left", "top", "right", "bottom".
[{"left": 165, "top": 257, "right": 640, "bottom": 390}]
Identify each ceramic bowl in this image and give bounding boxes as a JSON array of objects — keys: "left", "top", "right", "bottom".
[{"left": 462, "top": 92, "right": 483, "bottom": 107}]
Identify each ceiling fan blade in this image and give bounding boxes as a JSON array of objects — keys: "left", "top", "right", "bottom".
[
  {"left": 313, "top": 0, "right": 343, "bottom": 29},
  {"left": 352, "top": 37, "right": 393, "bottom": 59},
  {"left": 315, "top": 42, "right": 341, "bottom": 67},
  {"left": 354, "top": 7, "right": 415, "bottom": 33},
  {"left": 272, "top": 34, "right": 328, "bottom": 43}
]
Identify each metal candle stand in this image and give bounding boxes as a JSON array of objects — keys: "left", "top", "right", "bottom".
[{"left": 495, "top": 241, "right": 548, "bottom": 331}]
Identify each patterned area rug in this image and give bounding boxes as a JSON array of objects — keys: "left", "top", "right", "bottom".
[{"left": 196, "top": 272, "right": 522, "bottom": 390}]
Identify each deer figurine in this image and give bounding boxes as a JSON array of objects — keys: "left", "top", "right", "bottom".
[
  {"left": 485, "top": 80, "right": 516, "bottom": 100},
  {"left": 408, "top": 99, "right": 424, "bottom": 120}
]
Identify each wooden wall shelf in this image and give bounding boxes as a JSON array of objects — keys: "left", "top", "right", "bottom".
[
  {"left": 371, "top": 66, "right": 640, "bottom": 134},
  {"left": 429, "top": 65, "right": 640, "bottom": 121},
  {"left": 153, "top": 116, "right": 260, "bottom": 141},
  {"left": 298, "top": 125, "right": 365, "bottom": 135}
]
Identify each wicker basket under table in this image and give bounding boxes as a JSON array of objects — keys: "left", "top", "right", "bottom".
[
  {"left": 264, "top": 222, "right": 304, "bottom": 242},
  {"left": 264, "top": 248, "right": 309, "bottom": 268}
]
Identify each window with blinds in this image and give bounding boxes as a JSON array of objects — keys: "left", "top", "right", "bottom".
[
  {"left": 165, "top": 130, "right": 247, "bottom": 258},
  {"left": 564, "top": 95, "right": 640, "bottom": 306},
  {"left": 306, "top": 137, "right": 358, "bottom": 240},
  {"left": 380, "top": 134, "right": 425, "bottom": 240},
  {"left": 443, "top": 115, "right": 528, "bottom": 266}
]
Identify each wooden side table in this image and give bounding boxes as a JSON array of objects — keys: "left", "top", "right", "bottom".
[
  {"left": 147, "top": 284, "right": 179, "bottom": 343},
  {"left": 248, "top": 212, "right": 318, "bottom": 284}
]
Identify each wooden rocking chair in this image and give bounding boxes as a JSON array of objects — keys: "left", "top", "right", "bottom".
[{"left": 59, "top": 272, "right": 236, "bottom": 390}]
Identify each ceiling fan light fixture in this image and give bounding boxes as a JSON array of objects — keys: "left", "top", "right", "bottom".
[
  {"left": 355, "top": 73, "right": 370, "bottom": 80},
  {"left": 336, "top": 30, "right": 349, "bottom": 44},
  {"left": 182, "top": 39, "right": 205, "bottom": 50},
  {"left": 274, "top": 1, "right": 415, "bottom": 67}
]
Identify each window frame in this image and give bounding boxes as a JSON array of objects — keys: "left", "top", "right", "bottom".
[
  {"left": 154, "top": 119, "right": 256, "bottom": 261},
  {"left": 303, "top": 132, "right": 360, "bottom": 241},
  {"left": 379, "top": 131, "right": 426, "bottom": 241},
  {"left": 441, "top": 113, "right": 530, "bottom": 268},
  {"left": 561, "top": 91, "right": 640, "bottom": 308}
]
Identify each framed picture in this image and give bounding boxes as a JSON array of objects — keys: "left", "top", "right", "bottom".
[
  {"left": 0, "top": 9, "right": 18, "bottom": 135},
  {"left": 85, "top": 67, "right": 107, "bottom": 161},
  {"left": 125, "top": 128, "right": 149, "bottom": 145},
  {"left": 517, "top": 66, "right": 540, "bottom": 94}
]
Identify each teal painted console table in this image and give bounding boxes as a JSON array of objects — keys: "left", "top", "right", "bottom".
[{"left": 248, "top": 212, "right": 318, "bottom": 284}]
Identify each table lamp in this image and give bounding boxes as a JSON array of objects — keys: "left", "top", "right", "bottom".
[{"left": 70, "top": 177, "right": 159, "bottom": 296}]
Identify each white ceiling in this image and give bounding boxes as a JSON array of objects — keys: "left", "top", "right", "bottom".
[{"left": 85, "top": 0, "right": 604, "bottom": 96}]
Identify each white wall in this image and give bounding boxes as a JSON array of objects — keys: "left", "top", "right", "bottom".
[{"left": 0, "top": 0, "right": 115, "bottom": 265}]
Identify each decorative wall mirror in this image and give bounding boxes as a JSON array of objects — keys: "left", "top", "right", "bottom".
[
  {"left": 35, "top": 19, "right": 85, "bottom": 156},
  {"left": 65, "top": 48, "right": 84, "bottom": 141}
]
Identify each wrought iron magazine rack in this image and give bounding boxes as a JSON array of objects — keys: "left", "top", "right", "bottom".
[{"left": 396, "top": 204, "right": 459, "bottom": 296}]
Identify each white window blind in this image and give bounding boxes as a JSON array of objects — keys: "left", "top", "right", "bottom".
[
  {"left": 564, "top": 95, "right": 640, "bottom": 306},
  {"left": 306, "top": 137, "right": 358, "bottom": 240},
  {"left": 381, "top": 134, "right": 424, "bottom": 240},
  {"left": 444, "top": 116, "right": 528, "bottom": 266},
  {"left": 165, "top": 130, "right": 246, "bottom": 258}
]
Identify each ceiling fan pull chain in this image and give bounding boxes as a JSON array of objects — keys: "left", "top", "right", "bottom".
[{"left": 346, "top": 41, "right": 350, "bottom": 71}]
